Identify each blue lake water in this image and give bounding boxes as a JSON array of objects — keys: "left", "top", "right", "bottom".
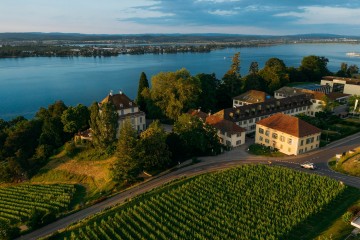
[{"left": 0, "top": 43, "right": 359, "bottom": 120}]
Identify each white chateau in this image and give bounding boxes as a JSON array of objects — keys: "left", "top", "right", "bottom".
[{"left": 100, "top": 91, "right": 146, "bottom": 134}]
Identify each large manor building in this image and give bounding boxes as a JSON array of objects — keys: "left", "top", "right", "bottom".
[{"left": 100, "top": 91, "right": 146, "bottom": 133}]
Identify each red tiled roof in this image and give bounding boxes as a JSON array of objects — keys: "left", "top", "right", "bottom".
[
  {"left": 100, "top": 92, "right": 137, "bottom": 110},
  {"left": 256, "top": 113, "right": 321, "bottom": 137},
  {"left": 206, "top": 115, "right": 246, "bottom": 134},
  {"left": 188, "top": 109, "right": 208, "bottom": 121}
]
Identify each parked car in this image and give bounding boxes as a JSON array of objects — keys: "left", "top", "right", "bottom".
[{"left": 300, "top": 162, "right": 316, "bottom": 170}]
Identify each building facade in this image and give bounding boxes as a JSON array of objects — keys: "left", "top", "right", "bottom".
[
  {"left": 321, "top": 76, "right": 360, "bottom": 95},
  {"left": 255, "top": 113, "right": 321, "bottom": 155},
  {"left": 213, "top": 94, "right": 312, "bottom": 133},
  {"left": 100, "top": 91, "right": 146, "bottom": 134}
]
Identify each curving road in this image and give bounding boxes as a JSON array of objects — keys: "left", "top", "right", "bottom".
[{"left": 18, "top": 132, "right": 360, "bottom": 240}]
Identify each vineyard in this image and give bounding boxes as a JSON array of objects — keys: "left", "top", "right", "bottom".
[
  {"left": 53, "top": 165, "right": 351, "bottom": 240},
  {"left": 0, "top": 184, "right": 76, "bottom": 227}
]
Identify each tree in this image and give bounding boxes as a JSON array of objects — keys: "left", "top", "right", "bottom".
[
  {"left": 149, "top": 68, "right": 201, "bottom": 120},
  {"left": 111, "top": 120, "right": 140, "bottom": 183},
  {"left": 173, "top": 114, "right": 221, "bottom": 156},
  {"left": 89, "top": 102, "right": 118, "bottom": 150},
  {"left": 249, "top": 61, "right": 259, "bottom": 75},
  {"left": 138, "top": 121, "right": 171, "bottom": 171},
  {"left": 259, "top": 58, "right": 289, "bottom": 93},
  {"left": 348, "top": 95, "right": 360, "bottom": 113},
  {"left": 61, "top": 104, "right": 90, "bottom": 134},
  {"left": 216, "top": 53, "right": 243, "bottom": 108},
  {"left": 318, "top": 95, "right": 339, "bottom": 113},
  {"left": 336, "top": 63, "right": 359, "bottom": 77},
  {"left": 195, "top": 73, "right": 219, "bottom": 112},
  {"left": 242, "top": 62, "right": 265, "bottom": 92},
  {"left": 299, "top": 55, "right": 331, "bottom": 82},
  {"left": 136, "top": 72, "right": 149, "bottom": 113},
  {"left": 226, "top": 52, "right": 241, "bottom": 77}
]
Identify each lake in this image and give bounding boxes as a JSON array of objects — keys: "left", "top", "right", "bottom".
[{"left": 0, "top": 43, "right": 359, "bottom": 120}]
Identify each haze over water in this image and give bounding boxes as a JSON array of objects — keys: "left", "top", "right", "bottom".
[{"left": 0, "top": 43, "right": 359, "bottom": 120}]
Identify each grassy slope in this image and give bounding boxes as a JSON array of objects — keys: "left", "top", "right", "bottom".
[{"left": 30, "top": 149, "right": 116, "bottom": 203}]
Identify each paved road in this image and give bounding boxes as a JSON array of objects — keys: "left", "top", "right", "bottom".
[{"left": 18, "top": 133, "right": 360, "bottom": 240}]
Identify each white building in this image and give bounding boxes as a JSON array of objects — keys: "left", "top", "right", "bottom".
[
  {"left": 206, "top": 115, "right": 246, "bottom": 147},
  {"left": 100, "top": 91, "right": 146, "bottom": 134},
  {"left": 255, "top": 113, "right": 321, "bottom": 155},
  {"left": 321, "top": 76, "right": 360, "bottom": 95},
  {"left": 188, "top": 109, "right": 246, "bottom": 147}
]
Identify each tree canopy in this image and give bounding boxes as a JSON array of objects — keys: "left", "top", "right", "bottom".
[
  {"left": 148, "top": 68, "right": 201, "bottom": 120},
  {"left": 136, "top": 72, "right": 149, "bottom": 113}
]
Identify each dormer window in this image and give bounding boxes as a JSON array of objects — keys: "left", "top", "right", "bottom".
[
  {"left": 129, "top": 102, "right": 133, "bottom": 106},
  {"left": 120, "top": 103, "right": 123, "bottom": 108}
]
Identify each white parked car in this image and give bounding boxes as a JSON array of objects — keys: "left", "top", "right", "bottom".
[{"left": 300, "top": 162, "right": 316, "bottom": 170}]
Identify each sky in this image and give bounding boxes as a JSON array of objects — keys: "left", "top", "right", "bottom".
[{"left": 1, "top": 0, "right": 360, "bottom": 35}]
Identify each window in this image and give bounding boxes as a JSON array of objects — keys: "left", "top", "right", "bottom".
[
  {"left": 306, "top": 137, "right": 314, "bottom": 144},
  {"left": 265, "top": 139, "right": 270, "bottom": 143},
  {"left": 272, "top": 133, "right": 278, "bottom": 139},
  {"left": 226, "top": 140, "right": 231, "bottom": 146},
  {"left": 131, "top": 107, "right": 134, "bottom": 113},
  {"left": 244, "top": 120, "right": 247, "bottom": 124},
  {"left": 236, "top": 140, "right": 241, "bottom": 145},
  {"left": 131, "top": 118, "right": 135, "bottom": 124},
  {"left": 143, "top": 124, "right": 146, "bottom": 129},
  {"left": 280, "top": 136, "right": 285, "bottom": 142},
  {"left": 249, "top": 119, "right": 253, "bottom": 123},
  {"left": 288, "top": 138, "right": 292, "bottom": 145},
  {"left": 259, "top": 136, "right": 263, "bottom": 141},
  {"left": 255, "top": 117, "right": 259, "bottom": 122},
  {"left": 299, "top": 149, "right": 303, "bottom": 154},
  {"left": 237, "top": 133, "right": 241, "bottom": 137},
  {"left": 120, "top": 109, "right": 124, "bottom": 115},
  {"left": 258, "top": 128, "right": 264, "bottom": 134},
  {"left": 227, "top": 132, "right": 231, "bottom": 138},
  {"left": 140, "top": 117, "right": 143, "bottom": 123},
  {"left": 250, "top": 125, "right": 256, "bottom": 130},
  {"left": 300, "top": 140, "right": 304, "bottom": 146},
  {"left": 265, "top": 130, "right": 270, "bottom": 137},
  {"left": 316, "top": 135, "right": 320, "bottom": 141}
]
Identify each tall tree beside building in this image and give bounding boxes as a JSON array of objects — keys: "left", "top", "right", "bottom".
[
  {"left": 173, "top": 114, "right": 221, "bottom": 156},
  {"left": 138, "top": 120, "right": 171, "bottom": 171},
  {"left": 259, "top": 58, "right": 289, "bottom": 94},
  {"left": 217, "top": 52, "right": 243, "bottom": 109},
  {"left": 61, "top": 104, "right": 90, "bottom": 135},
  {"left": 136, "top": 72, "right": 149, "bottom": 113},
  {"left": 243, "top": 61, "right": 266, "bottom": 92},
  {"left": 150, "top": 68, "right": 201, "bottom": 120},
  {"left": 299, "top": 55, "right": 331, "bottom": 82},
  {"left": 195, "top": 73, "right": 219, "bottom": 112},
  {"left": 89, "top": 102, "right": 118, "bottom": 150},
  {"left": 111, "top": 120, "right": 140, "bottom": 183}
]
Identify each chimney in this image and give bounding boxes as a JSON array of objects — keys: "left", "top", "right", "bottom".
[
  {"left": 109, "top": 90, "right": 113, "bottom": 96},
  {"left": 119, "top": 90, "right": 123, "bottom": 95}
]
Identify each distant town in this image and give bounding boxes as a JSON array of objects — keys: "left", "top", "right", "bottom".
[{"left": 1, "top": 33, "right": 360, "bottom": 57}]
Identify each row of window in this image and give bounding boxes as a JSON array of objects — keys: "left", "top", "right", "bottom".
[
  {"left": 258, "top": 128, "right": 293, "bottom": 144},
  {"left": 237, "top": 107, "right": 308, "bottom": 126}
]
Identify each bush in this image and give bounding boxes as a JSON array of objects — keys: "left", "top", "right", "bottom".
[{"left": 342, "top": 211, "right": 353, "bottom": 223}]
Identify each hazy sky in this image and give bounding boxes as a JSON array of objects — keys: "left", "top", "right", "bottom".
[{"left": 1, "top": 0, "right": 360, "bottom": 35}]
